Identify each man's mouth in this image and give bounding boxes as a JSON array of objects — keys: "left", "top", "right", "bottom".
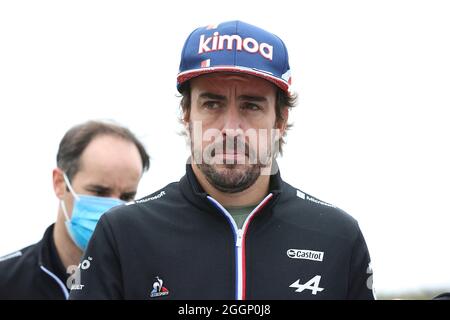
[
  {"left": 213, "top": 151, "right": 248, "bottom": 157},
  {"left": 210, "top": 148, "right": 249, "bottom": 164}
]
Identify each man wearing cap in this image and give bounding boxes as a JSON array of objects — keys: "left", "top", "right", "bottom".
[{"left": 69, "top": 21, "right": 375, "bottom": 300}]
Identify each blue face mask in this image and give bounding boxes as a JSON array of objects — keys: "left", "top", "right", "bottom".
[{"left": 61, "top": 173, "right": 125, "bottom": 251}]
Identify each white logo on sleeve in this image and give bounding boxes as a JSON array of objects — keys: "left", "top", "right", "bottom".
[
  {"left": 290, "top": 276, "right": 324, "bottom": 295},
  {"left": 134, "top": 191, "right": 166, "bottom": 204},
  {"left": 0, "top": 251, "right": 22, "bottom": 262},
  {"left": 296, "top": 190, "right": 306, "bottom": 199},
  {"left": 296, "top": 189, "right": 335, "bottom": 208}
]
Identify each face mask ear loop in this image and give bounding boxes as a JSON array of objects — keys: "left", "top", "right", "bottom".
[
  {"left": 60, "top": 199, "right": 71, "bottom": 222},
  {"left": 62, "top": 172, "right": 80, "bottom": 201}
]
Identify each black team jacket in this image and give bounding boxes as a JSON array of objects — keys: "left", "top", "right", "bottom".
[
  {"left": 69, "top": 164, "right": 375, "bottom": 300},
  {"left": 0, "top": 224, "right": 69, "bottom": 299}
]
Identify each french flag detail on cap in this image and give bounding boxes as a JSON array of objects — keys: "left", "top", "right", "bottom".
[
  {"left": 177, "top": 20, "right": 292, "bottom": 93},
  {"left": 200, "top": 59, "right": 210, "bottom": 68},
  {"left": 206, "top": 24, "right": 218, "bottom": 30},
  {"left": 282, "top": 70, "right": 292, "bottom": 85}
]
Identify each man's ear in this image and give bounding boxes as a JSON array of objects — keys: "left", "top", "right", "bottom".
[
  {"left": 183, "top": 110, "right": 190, "bottom": 125},
  {"left": 277, "top": 107, "right": 289, "bottom": 136},
  {"left": 52, "top": 168, "right": 66, "bottom": 199},
  {"left": 183, "top": 108, "right": 192, "bottom": 136}
]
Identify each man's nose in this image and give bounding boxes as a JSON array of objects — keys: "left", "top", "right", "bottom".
[
  {"left": 221, "top": 104, "right": 244, "bottom": 137},
  {"left": 109, "top": 192, "right": 123, "bottom": 201}
]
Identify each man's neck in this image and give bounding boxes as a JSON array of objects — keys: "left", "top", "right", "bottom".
[
  {"left": 53, "top": 213, "right": 83, "bottom": 270},
  {"left": 191, "top": 164, "right": 271, "bottom": 207}
]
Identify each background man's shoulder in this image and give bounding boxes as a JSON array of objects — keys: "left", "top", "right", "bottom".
[
  {"left": 0, "top": 244, "right": 39, "bottom": 297},
  {"left": 102, "top": 181, "right": 182, "bottom": 225}
]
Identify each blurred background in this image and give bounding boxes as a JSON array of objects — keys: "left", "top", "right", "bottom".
[{"left": 0, "top": 0, "right": 449, "bottom": 299}]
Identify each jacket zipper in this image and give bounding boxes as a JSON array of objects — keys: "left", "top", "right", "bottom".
[
  {"left": 40, "top": 265, "right": 69, "bottom": 300},
  {"left": 235, "top": 228, "right": 244, "bottom": 299},
  {"left": 207, "top": 193, "right": 273, "bottom": 300}
]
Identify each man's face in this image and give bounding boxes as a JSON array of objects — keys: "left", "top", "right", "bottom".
[
  {"left": 187, "top": 73, "right": 286, "bottom": 193},
  {"left": 61, "top": 135, "right": 143, "bottom": 217}
]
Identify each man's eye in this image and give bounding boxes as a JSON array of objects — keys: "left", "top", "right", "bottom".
[
  {"left": 86, "top": 188, "right": 108, "bottom": 197},
  {"left": 203, "top": 101, "right": 221, "bottom": 110},
  {"left": 94, "top": 190, "right": 108, "bottom": 197},
  {"left": 121, "top": 195, "right": 135, "bottom": 202},
  {"left": 242, "top": 103, "right": 262, "bottom": 111}
]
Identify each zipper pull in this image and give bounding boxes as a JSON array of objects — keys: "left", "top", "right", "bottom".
[{"left": 236, "top": 229, "right": 244, "bottom": 247}]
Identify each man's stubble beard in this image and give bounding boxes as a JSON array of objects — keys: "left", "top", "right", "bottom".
[
  {"left": 187, "top": 122, "right": 279, "bottom": 194},
  {"left": 197, "top": 162, "right": 262, "bottom": 194},
  {"left": 190, "top": 135, "right": 267, "bottom": 194}
]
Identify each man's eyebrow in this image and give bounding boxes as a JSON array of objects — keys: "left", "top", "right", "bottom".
[
  {"left": 239, "top": 95, "right": 268, "bottom": 102},
  {"left": 121, "top": 191, "right": 137, "bottom": 198},
  {"left": 198, "top": 93, "right": 268, "bottom": 102},
  {"left": 85, "top": 185, "right": 112, "bottom": 193},
  {"left": 199, "top": 92, "right": 227, "bottom": 100}
]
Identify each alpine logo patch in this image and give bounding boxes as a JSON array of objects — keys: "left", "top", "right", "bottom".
[{"left": 290, "top": 275, "right": 324, "bottom": 295}]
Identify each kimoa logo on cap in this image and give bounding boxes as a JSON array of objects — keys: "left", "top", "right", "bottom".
[{"left": 198, "top": 32, "right": 273, "bottom": 61}]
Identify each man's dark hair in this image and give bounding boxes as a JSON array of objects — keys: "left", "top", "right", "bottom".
[
  {"left": 179, "top": 81, "right": 297, "bottom": 155},
  {"left": 57, "top": 120, "right": 150, "bottom": 181}
]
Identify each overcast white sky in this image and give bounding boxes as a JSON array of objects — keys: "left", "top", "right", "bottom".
[{"left": 1, "top": 0, "right": 449, "bottom": 297}]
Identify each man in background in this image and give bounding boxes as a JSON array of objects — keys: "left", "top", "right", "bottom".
[{"left": 0, "top": 120, "right": 150, "bottom": 299}]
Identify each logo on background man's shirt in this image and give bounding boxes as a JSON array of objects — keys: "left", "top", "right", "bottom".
[
  {"left": 67, "top": 256, "right": 93, "bottom": 290},
  {"left": 150, "top": 276, "right": 169, "bottom": 298},
  {"left": 287, "top": 249, "right": 324, "bottom": 262}
]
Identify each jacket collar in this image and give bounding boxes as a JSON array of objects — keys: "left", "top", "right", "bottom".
[
  {"left": 36, "top": 224, "right": 70, "bottom": 299},
  {"left": 37, "top": 224, "right": 55, "bottom": 268},
  {"left": 37, "top": 224, "right": 67, "bottom": 281}
]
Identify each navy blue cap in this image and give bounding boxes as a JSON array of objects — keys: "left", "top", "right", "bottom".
[{"left": 177, "top": 20, "right": 292, "bottom": 92}]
